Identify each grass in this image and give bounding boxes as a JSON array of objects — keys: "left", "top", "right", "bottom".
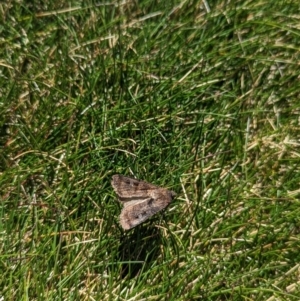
[{"left": 1, "top": 0, "right": 300, "bottom": 300}]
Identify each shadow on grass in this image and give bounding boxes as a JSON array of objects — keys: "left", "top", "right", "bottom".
[{"left": 118, "top": 224, "right": 162, "bottom": 279}]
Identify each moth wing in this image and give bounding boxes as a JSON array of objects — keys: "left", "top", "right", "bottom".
[
  {"left": 111, "top": 174, "right": 158, "bottom": 198},
  {"left": 121, "top": 198, "right": 145, "bottom": 208},
  {"left": 120, "top": 190, "right": 174, "bottom": 230}
]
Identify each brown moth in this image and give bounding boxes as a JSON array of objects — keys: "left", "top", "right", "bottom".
[{"left": 111, "top": 174, "right": 176, "bottom": 230}]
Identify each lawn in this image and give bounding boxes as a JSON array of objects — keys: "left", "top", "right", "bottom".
[{"left": 1, "top": 1, "right": 300, "bottom": 300}]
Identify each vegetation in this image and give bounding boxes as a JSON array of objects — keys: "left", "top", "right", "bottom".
[{"left": 1, "top": 1, "right": 299, "bottom": 300}]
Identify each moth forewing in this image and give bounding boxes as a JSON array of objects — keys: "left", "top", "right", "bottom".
[
  {"left": 120, "top": 193, "right": 170, "bottom": 230},
  {"left": 120, "top": 198, "right": 154, "bottom": 230},
  {"left": 111, "top": 174, "right": 159, "bottom": 198},
  {"left": 120, "top": 198, "right": 149, "bottom": 208}
]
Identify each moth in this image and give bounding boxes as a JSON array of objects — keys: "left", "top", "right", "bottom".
[{"left": 111, "top": 174, "right": 176, "bottom": 230}]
